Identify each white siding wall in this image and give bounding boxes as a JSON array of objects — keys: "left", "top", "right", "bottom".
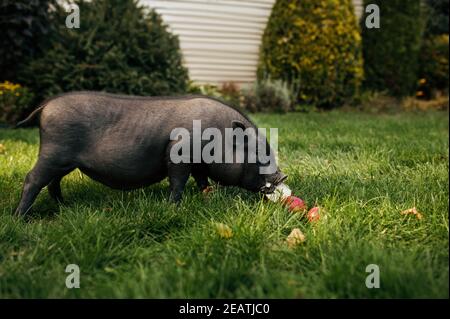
[
  {"left": 142, "top": 0, "right": 365, "bottom": 85},
  {"left": 353, "top": 0, "right": 364, "bottom": 19}
]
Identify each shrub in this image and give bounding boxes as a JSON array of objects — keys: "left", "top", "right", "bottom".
[
  {"left": 423, "top": 0, "right": 449, "bottom": 36},
  {"left": 240, "top": 88, "right": 258, "bottom": 113},
  {"left": 356, "top": 90, "right": 401, "bottom": 113},
  {"left": 20, "top": 0, "right": 189, "bottom": 101},
  {"left": 0, "top": 81, "right": 34, "bottom": 125},
  {"left": 0, "top": 0, "right": 57, "bottom": 82},
  {"left": 258, "top": 0, "right": 363, "bottom": 108},
  {"left": 187, "top": 82, "right": 241, "bottom": 107},
  {"left": 219, "top": 82, "right": 241, "bottom": 107},
  {"left": 416, "top": 0, "right": 449, "bottom": 99},
  {"left": 361, "top": 0, "right": 425, "bottom": 97},
  {"left": 241, "top": 79, "right": 292, "bottom": 113},
  {"left": 417, "top": 35, "right": 449, "bottom": 99},
  {"left": 187, "top": 83, "right": 222, "bottom": 98}
]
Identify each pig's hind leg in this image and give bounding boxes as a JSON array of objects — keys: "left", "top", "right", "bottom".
[
  {"left": 15, "top": 156, "right": 75, "bottom": 216},
  {"left": 48, "top": 169, "right": 74, "bottom": 203},
  {"left": 192, "top": 165, "right": 209, "bottom": 191},
  {"left": 166, "top": 142, "right": 192, "bottom": 203},
  {"left": 167, "top": 163, "right": 191, "bottom": 203},
  {"left": 48, "top": 178, "right": 63, "bottom": 202}
]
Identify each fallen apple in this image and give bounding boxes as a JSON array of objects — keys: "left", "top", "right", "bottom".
[
  {"left": 283, "top": 196, "right": 307, "bottom": 213},
  {"left": 307, "top": 206, "right": 321, "bottom": 222}
]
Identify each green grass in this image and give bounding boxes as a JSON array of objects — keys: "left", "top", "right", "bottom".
[{"left": 0, "top": 110, "right": 448, "bottom": 298}]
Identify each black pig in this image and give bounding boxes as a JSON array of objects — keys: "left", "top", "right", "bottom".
[{"left": 14, "top": 92, "right": 287, "bottom": 216}]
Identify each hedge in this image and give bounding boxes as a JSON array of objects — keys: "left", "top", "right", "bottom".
[
  {"left": 361, "top": 0, "right": 424, "bottom": 97},
  {"left": 20, "top": 0, "right": 189, "bottom": 101},
  {"left": 258, "top": 0, "right": 363, "bottom": 108},
  {"left": 0, "top": 0, "right": 57, "bottom": 82}
]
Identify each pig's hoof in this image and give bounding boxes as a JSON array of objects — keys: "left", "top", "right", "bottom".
[{"left": 13, "top": 208, "right": 25, "bottom": 217}]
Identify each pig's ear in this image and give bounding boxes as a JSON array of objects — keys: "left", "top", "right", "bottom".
[
  {"left": 231, "top": 120, "right": 246, "bottom": 130},
  {"left": 231, "top": 120, "right": 248, "bottom": 147}
]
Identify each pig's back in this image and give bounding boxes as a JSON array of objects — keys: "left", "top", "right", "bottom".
[{"left": 41, "top": 91, "right": 251, "bottom": 132}]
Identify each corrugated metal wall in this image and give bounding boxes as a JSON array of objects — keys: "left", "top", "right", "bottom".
[
  {"left": 353, "top": 0, "right": 364, "bottom": 19},
  {"left": 142, "top": 0, "right": 365, "bottom": 85}
]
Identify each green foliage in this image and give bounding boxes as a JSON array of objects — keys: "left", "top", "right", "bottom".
[
  {"left": 417, "top": 0, "right": 449, "bottom": 99},
  {"left": 362, "top": 0, "right": 424, "bottom": 97},
  {"left": 20, "top": 0, "right": 189, "bottom": 101},
  {"left": 0, "top": 0, "right": 57, "bottom": 82},
  {"left": 188, "top": 83, "right": 224, "bottom": 100},
  {"left": 241, "top": 79, "right": 292, "bottom": 113},
  {"left": 187, "top": 82, "right": 242, "bottom": 107},
  {"left": 417, "top": 35, "right": 449, "bottom": 99},
  {"left": 258, "top": 0, "right": 363, "bottom": 108},
  {"left": 0, "top": 81, "right": 34, "bottom": 125},
  {"left": 423, "top": 0, "right": 449, "bottom": 36},
  {"left": 188, "top": 80, "right": 292, "bottom": 113},
  {"left": 219, "top": 82, "right": 241, "bottom": 107}
]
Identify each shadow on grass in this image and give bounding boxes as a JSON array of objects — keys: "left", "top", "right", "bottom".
[{"left": 17, "top": 176, "right": 261, "bottom": 226}]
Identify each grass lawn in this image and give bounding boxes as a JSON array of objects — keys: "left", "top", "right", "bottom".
[{"left": 0, "top": 110, "right": 448, "bottom": 298}]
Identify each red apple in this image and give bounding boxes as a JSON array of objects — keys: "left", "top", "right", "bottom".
[
  {"left": 283, "top": 196, "right": 307, "bottom": 213},
  {"left": 307, "top": 206, "right": 321, "bottom": 222}
]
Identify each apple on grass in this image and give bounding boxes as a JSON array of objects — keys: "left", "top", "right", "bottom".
[
  {"left": 283, "top": 196, "right": 307, "bottom": 213},
  {"left": 306, "top": 206, "right": 321, "bottom": 222}
]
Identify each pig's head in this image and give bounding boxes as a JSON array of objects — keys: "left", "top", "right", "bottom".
[{"left": 231, "top": 120, "right": 288, "bottom": 194}]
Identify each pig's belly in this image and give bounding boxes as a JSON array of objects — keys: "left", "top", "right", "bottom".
[{"left": 77, "top": 152, "right": 167, "bottom": 190}]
